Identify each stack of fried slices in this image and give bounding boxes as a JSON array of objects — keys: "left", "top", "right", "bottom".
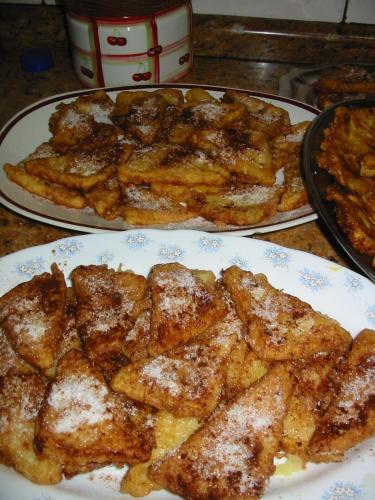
[
  {"left": 0, "top": 262, "right": 374, "bottom": 499},
  {"left": 4, "top": 88, "right": 311, "bottom": 227},
  {"left": 317, "top": 106, "right": 375, "bottom": 267},
  {"left": 313, "top": 65, "right": 375, "bottom": 110}
]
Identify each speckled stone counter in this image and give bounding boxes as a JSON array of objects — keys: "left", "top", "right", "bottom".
[{"left": 1, "top": 5, "right": 374, "bottom": 273}]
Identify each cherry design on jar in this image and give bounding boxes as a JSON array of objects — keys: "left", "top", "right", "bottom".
[
  {"left": 179, "top": 52, "right": 190, "bottom": 65},
  {"left": 80, "top": 57, "right": 94, "bottom": 78},
  {"left": 106, "top": 28, "right": 127, "bottom": 47},
  {"left": 132, "top": 63, "right": 152, "bottom": 82},
  {"left": 147, "top": 45, "right": 163, "bottom": 57}
]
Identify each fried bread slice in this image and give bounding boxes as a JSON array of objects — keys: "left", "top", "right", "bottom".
[
  {"left": 282, "top": 350, "right": 346, "bottom": 460},
  {"left": 35, "top": 349, "right": 152, "bottom": 473},
  {"left": 4, "top": 164, "right": 87, "bottom": 209},
  {"left": 147, "top": 263, "right": 227, "bottom": 355},
  {"left": 121, "top": 184, "right": 197, "bottom": 225},
  {"left": 308, "top": 329, "right": 375, "bottom": 462},
  {"left": 122, "top": 410, "right": 200, "bottom": 497},
  {"left": 85, "top": 173, "right": 122, "bottom": 220},
  {"left": 44, "top": 289, "right": 82, "bottom": 379},
  {"left": 49, "top": 104, "right": 120, "bottom": 154},
  {"left": 23, "top": 151, "right": 115, "bottom": 192},
  {"left": 190, "top": 185, "right": 283, "bottom": 226},
  {"left": 222, "top": 90, "right": 291, "bottom": 138},
  {"left": 0, "top": 372, "right": 62, "bottom": 484},
  {"left": 224, "top": 336, "right": 269, "bottom": 401},
  {"left": 123, "top": 307, "right": 152, "bottom": 362},
  {"left": 0, "top": 264, "right": 67, "bottom": 371},
  {"left": 71, "top": 264, "right": 148, "bottom": 379},
  {"left": 222, "top": 266, "right": 352, "bottom": 360},
  {"left": 111, "top": 332, "right": 237, "bottom": 418},
  {"left": 149, "top": 363, "right": 293, "bottom": 500},
  {"left": 118, "top": 144, "right": 229, "bottom": 187},
  {"left": 0, "top": 326, "right": 35, "bottom": 377},
  {"left": 72, "top": 89, "right": 115, "bottom": 124}
]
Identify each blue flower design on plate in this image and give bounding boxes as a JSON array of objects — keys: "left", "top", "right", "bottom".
[
  {"left": 321, "top": 481, "right": 363, "bottom": 500},
  {"left": 196, "top": 236, "right": 223, "bottom": 253},
  {"left": 366, "top": 305, "right": 375, "bottom": 326},
  {"left": 344, "top": 271, "right": 364, "bottom": 293},
  {"left": 15, "top": 257, "right": 45, "bottom": 277},
  {"left": 55, "top": 239, "right": 83, "bottom": 258},
  {"left": 299, "top": 268, "right": 330, "bottom": 291},
  {"left": 123, "top": 232, "right": 150, "bottom": 250},
  {"left": 229, "top": 255, "right": 250, "bottom": 270},
  {"left": 158, "top": 244, "right": 184, "bottom": 261},
  {"left": 264, "top": 246, "right": 291, "bottom": 268},
  {"left": 97, "top": 251, "right": 114, "bottom": 265}
]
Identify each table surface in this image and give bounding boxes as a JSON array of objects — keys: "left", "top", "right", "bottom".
[{"left": 0, "top": 44, "right": 350, "bottom": 271}]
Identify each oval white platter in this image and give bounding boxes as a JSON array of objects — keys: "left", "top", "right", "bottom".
[
  {"left": 0, "top": 229, "right": 374, "bottom": 500},
  {"left": 0, "top": 84, "right": 319, "bottom": 235}
]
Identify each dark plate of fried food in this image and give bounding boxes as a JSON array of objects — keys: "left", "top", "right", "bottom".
[
  {"left": 1, "top": 229, "right": 374, "bottom": 499},
  {"left": 279, "top": 64, "right": 375, "bottom": 110},
  {"left": 0, "top": 84, "right": 318, "bottom": 235},
  {"left": 303, "top": 99, "right": 375, "bottom": 282}
]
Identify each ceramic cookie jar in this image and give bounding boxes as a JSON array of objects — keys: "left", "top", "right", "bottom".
[{"left": 65, "top": 0, "right": 193, "bottom": 87}]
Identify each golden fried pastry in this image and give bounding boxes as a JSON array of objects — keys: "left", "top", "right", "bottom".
[
  {"left": 35, "top": 349, "right": 152, "bottom": 474},
  {"left": 44, "top": 290, "right": 81, "bottom": 379},
  {"left": 313, "top": 65, "right": 375, "bottom": 95},
  {"left": 49, "top": 103, "right": 120, "bottom": 154},
  {"left": 309, "top": 329, "right": 375, "bottom": 462},
  {"left": 72, "top": 89, "right": 115, "bottom": 123},
  {"left": 0, "top": 264, "right": 67, "bottom": 371},
  {"left": 118, "top": 143, "right": 229, "bottom": 187},
  {"left": 122, "top": 410, "right": 200, "bottom": 497},
  {"left": 71, "top": 264, "right": 148, "bottom": 378},
  {"left": 223, "top": 89, "right": 291, "bottom": 138},
  {"left": 222, "top": 266, "right": 352, "bottom": 360},
  {"left": 326, "top": 186, "right": 375, "bottom": 257},
  {"left": 85, "top": 174, "right": 121, "bottom": 220},
  {"left": 0, "top": 372, "right": 62, "bottom": 484},
  {"left": 191, "top": 185, "right": 284, "bottom": 226},
  {"left": 121, "top": 184, "right": 197, "bottom": 225},
  {"left": 182, "top": 100, "right": 246, "bottom": 129},
  {"left": 282, "top": 350, "right": 346, "bottom": 460},
  {"left": 123, "top": 307, "right": 151, "bottom": 362},
  {"left": 4, "top": 164, "right": 87, "bottom": 209},
  {"left": 224, "top": 336, "right": 268, "bottom": 401},
  {"left": 278, "top": 154, "right": 308, "bottom": 212},
  {"left": 0, "top": 326, "right": 35, "bottom": 377},
  {"left": 23, "top": 149, "right": 115, "bottom": 192},
  {"left": 112, "top": 332, "right": 237, "bottom": 418},
  {"left": 150, "top": 181, "right": 221, "bottom": 202},
  {"left": 147, "top": 263, "right": 227, "bottom": 355},
  {"left": 149, "top": 363, "right": 293, "bottom": 500}
]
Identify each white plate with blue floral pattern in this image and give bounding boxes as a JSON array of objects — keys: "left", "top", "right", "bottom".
[
  {"left": 0, "top": 229, "right": 374, "bottom": 500},
  {"left": 0, "top": 84, "right": 318, "bottom": 236}
]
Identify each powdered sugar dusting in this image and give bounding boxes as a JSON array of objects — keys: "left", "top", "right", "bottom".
[
  {"left": 334, "top": 367, "right": 375, "bottom": 424},
  {"left": 154, "top": 268, "right": 211, "bottom": 321},
  {"left": 48, "top": 374, "right": 113, "bottom": 433}
]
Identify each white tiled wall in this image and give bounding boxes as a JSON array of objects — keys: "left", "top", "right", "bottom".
[
  {"left": 1, "top": 0, "right": 374, "bottom": 24},
  {"left": 191, "top": 0, "right": 347, "bottom": 23},
  {"left": 346, "top": 0, "right": 375, "bottom": 24}
]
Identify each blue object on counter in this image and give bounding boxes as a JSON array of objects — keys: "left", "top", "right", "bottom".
[{"left": 20, "top": 49, "right": 54, "bottom": 73}]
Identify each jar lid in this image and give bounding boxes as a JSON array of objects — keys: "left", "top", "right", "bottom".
[
  {"left": 63, "top": 0, "right": 188, "bottom": 18},
  {"left": 20, "top": 48, "right": 54, "bottom": 73}
]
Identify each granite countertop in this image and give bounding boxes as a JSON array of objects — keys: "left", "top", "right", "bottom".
[{"left": 1, "top": 5, "right": 374, "bottom": 271}]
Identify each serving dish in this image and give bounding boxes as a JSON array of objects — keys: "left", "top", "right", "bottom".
[
  {"left": 0, "top": 229, "right": 374, "bottom": 500},
  {"left": 302, "top": 98, "right": 375, "bottom": 282},
  {"left": 0, "top": 83, "right": 319, "bottom": 236},
  {"left": 278, "top": 63, "right": 375, "bottom": 108}
]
